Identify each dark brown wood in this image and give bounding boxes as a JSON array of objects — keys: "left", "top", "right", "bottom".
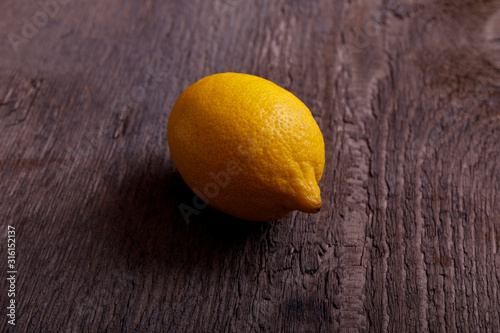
[{"left": 1, "top": 0, "right": 500, "bottom": 331}]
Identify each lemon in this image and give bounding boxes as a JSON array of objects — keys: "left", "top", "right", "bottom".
[{"left": 168, "top": 73, "right": 325, "bottom": 221}]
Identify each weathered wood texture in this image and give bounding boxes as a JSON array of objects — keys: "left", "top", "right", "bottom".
[{"left": 1, "top": 0, "right": 500, "bottom": 332}]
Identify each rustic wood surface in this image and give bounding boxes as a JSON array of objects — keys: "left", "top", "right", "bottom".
[{"left": 1, "top": 0, "right": 500, "bottom": 332}]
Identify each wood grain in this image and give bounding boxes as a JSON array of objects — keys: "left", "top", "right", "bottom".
[{"left": 1, "top": 0, "right": 500, "bottom": 331}]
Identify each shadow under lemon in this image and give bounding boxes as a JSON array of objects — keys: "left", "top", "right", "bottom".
[{"left": 97, "top": 155, "right": 267, "bottom": 267}]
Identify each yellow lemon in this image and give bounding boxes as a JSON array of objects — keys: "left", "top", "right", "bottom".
[{"left": 168, "top": 73, "right": 325, "bottom": 221}]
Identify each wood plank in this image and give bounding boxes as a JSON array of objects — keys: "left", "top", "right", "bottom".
[{"left": 1, "top": 0, "right": 499, "bottom": 331}]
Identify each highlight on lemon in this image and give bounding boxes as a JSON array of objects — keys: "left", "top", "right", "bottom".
[{"left": 167, "top": 73, "right": 325, "bottom": 221}]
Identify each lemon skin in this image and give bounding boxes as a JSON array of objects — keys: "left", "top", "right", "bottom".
[{"left": 168, "top": 73, "right": 325, "bottom": 221}]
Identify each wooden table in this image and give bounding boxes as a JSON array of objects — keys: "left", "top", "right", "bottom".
[{"left": 1, "top": 0, "right": 500, "bottom": 332}]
